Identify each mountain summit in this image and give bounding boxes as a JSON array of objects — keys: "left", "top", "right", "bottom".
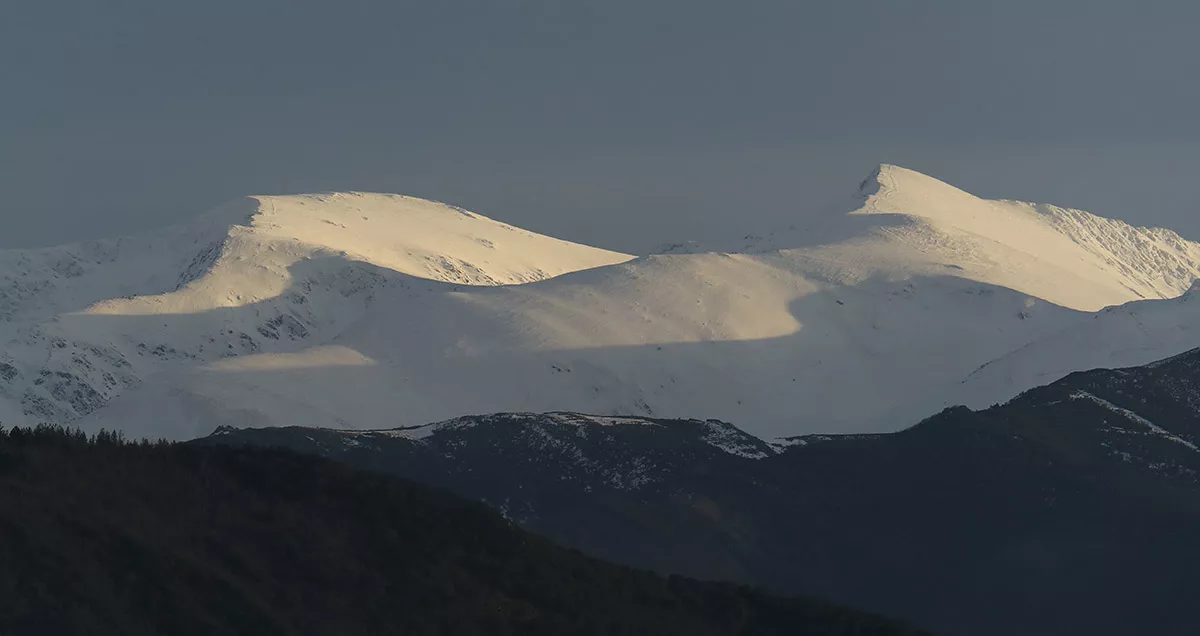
[
  {"left": 763, "top": 164, "right": 1200, "bottom": 311},
  {"left": 5, "top": 167, "right": 1200, "bottom": 439},
  {"left": 0, "top": 193, "right": 629, "bottom": 430}
]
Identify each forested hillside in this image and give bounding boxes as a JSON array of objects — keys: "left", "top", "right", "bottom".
[{"left": 0, "top": 426, "right": 924, "bottom": 636}]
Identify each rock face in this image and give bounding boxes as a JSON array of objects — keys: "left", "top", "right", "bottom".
[{"left": 204, "top": 347, "right": 1200, "bottom": 636}]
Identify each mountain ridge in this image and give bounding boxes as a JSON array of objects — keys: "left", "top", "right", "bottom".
[
  {"left": 0, "top": 425, "right": 927, "bottom": 636},
  {"left": 8, "top": 166, "right": 1200, "bottom": 439},
  {"left": 201, "top": 345, "right": 1200, "bottom": 636},
  {"left": 776, "top": 164, "right": 1200, "bottom": 308}
]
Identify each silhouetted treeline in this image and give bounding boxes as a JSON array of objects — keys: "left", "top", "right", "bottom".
[{"left": 0, "top": 424, "right": 925, "bottom": 636}]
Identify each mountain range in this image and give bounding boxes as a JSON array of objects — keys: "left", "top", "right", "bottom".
[
  {"left": 7, "top": 164, "right": 1200, "bottom": 634},
  {"left": 5, "top": 165, "right": 1200, "bottom": 441},
  {"left": 204, "top": 344, "right": 1200, "bottom": 636}
]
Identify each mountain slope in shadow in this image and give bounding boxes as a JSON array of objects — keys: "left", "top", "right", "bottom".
[
  {"left": 206, "top": 347, "right": 1200, "bottom": 636},
  {"left": 0, "top": 426, "right": 924, "bottom": 636}
]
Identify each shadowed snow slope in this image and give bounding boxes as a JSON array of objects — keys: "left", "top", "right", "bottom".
[{"left": 7, "top": 166, "right": 1200, "bottom": 440}]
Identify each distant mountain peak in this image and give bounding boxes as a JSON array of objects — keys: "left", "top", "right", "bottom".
[
  {"left": 7, "top": 169, "right": 1200, "bottom": 441},
  {"left": 780, "top": 163, "right": 1200, "bottom": 311},
  {"left": 854, "top": 164, "right": 968, "bottom": 201}
]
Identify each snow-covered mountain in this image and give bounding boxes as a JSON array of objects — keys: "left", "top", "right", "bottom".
[
  {"left": 0, "top": 193, "right": 630, "bottom": 431},
  {"left": 6, "top": 165, "right": 1200, "bottom": 439}
]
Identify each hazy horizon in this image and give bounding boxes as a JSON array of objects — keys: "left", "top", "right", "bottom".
[{"left": 4, "top": 1, "right": 1199, "bottom": 253}]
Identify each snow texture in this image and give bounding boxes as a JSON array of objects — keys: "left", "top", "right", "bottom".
[
  {"left": 6, "top": 166, "right": 1200, "bottom": 441},
  {"left": 1069, "top": 390, "right": 1199, "bottom": 452}
]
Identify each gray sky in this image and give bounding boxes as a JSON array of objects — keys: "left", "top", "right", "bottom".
[{"left": 3, "top": 1, "right": 1199, "bottom": 253}]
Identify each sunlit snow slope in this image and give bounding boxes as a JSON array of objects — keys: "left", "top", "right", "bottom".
[
  {"left": 6, "top": 166, "right": 1200, "bottom": 440},
  {"left": 0, "top": 193, "right": 630, "bottom": 431}
]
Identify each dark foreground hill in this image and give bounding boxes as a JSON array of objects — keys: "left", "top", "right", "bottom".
[
  {"left": 0, "top": 426, "right": 924, "bottom": 636},
  {"left": 207, "top": 348, "right": 1200, "bottom": 636}
]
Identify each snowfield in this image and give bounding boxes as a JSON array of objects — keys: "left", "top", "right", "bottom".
[{"left": 6, "top": 165, "right": 1200, "bottom": 440}]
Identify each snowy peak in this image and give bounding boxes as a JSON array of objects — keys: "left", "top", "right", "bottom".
[
  {"left": 0, "top": 193, "right": 632, "bottom": 430},
  {"left": 860, "top": 163, "right": 972, "bottom": 202},
  {"left": 240, "top": 192, "right": 632, "bottom": 286},
  {"left": 2, "top": 192, "right": 631, "bottom": 323},
  {"left": 8, "top": 167, "right": 1200, "bottom": 442},
  {"left": 853, "top": 163, "right": 972, "bottom": 203},
  {"left": 168, "top": 191, "right": 633, "bottom": 298},
  {"left": 780, "top": 164, "right": 1200, "bottom": 311},
  {"left": 76, "top": 191, "right": 633, "bottom": 317}
]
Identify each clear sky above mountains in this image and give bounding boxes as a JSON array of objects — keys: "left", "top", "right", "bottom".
[{"left": 3, "top": 1, "right": 1199, "bottom": 253}]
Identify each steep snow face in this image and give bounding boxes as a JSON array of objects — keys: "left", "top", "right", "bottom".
[{"left": 10, "top": 166, "right": 1200, "bottom": 440}]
